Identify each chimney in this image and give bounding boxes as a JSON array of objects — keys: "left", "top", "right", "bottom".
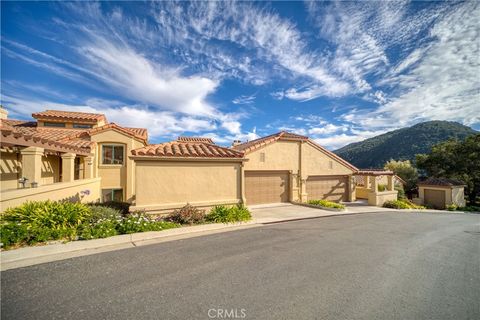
[
  {"left": 232, "top": 140, "right": 242, "bottom": 147},
  {"left": 0, "top": 106, "right": 8, "bottom": 119}
]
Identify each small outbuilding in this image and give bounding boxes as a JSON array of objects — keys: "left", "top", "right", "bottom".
[{"left": 417, "top": 178, "right": 466, "bottom": 209}]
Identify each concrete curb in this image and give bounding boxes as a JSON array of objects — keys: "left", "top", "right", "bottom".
[{"left": 0, "top": 222, "right": 258, "bottom": 271}]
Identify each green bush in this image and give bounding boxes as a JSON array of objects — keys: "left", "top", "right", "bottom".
[
  {"left": 307, "top": 199, "right": 345, "bottom": 209},
  {"left": 378, "top": 184, "right": 387, "bottom": 192},
  {"left": 446, "top": 203, "right": 458, "bottom": 211},
  {"left": 87, "top": 205, "right": 123, "bottom": 222},
  {"left": 383, "top": 199, "right": 425, "bottom": 210},
  {"left": 395, "top": 186, "right": 406, "bottom": 200},
  {"left": 1, "top": 201, "right": 91, "bottom": 248},
  {"left": 89, "top": 201, "right": 130, "bottom": 215},
  {"left": 206, "top": 204, "right": 252, "bottom": 223},
  {"left": 167, "top": 204, "right": 206, "bottom": 224},
  {"left": 116, "top": 212, "right": 179, "bottom": 234},
  {"left": 457, "top": 206, "right": 480, "bottom": 213}
]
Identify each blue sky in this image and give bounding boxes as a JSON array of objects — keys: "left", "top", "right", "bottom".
[{"left": 1, "top": 1, "right": 479, "bottom": 149}]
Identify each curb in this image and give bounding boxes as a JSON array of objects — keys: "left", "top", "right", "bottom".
[{"left": 0, "top": 222, "right": 258, "bottom": 271}]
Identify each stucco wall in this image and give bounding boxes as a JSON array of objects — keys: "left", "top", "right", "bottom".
[
  {"left": 133, "top": 160, "right": 242, "bottom": 212},
  {"left": 90, "top": 130, "right": 146, "bottom": 203},
  {"left": 451, "top": 187, "right": 466, "bottom": 207},
  {"left": 368, "top": 190, "right": 398, "bottom": 206},
  {"left": 356, "top": 186, "right": 370, "bottom": 199},
  {"left": 41, "top": 155, "right": 60, "bottom": 185},
  {"left": 0, "top": 149, "right": 21, "bottom": 191},
  {"left": 243, "top": 141, "right": 300, "bottom": 171},
  {"left": 302, "top": 142, "right": 354, "bottom": 176},
  {"left": 0, "top": 178, "right": 101, "bottom": 212}
]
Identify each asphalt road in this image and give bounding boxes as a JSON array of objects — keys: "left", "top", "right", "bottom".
[{"left": 2, "top": 212, "right": 479, "bottom": 320}]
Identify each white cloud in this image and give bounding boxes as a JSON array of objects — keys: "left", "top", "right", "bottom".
[
  {"left": 308, "top": 124, "right": 348, "bottom": 135},
  {"left": 232, "top": 94, "right": 256, "bottom": 105}
]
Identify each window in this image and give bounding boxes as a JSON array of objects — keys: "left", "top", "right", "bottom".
[
  {"left": 73, "top": 123, "right": 93, "bottom": 129},
  {"left": 329, "top": 161, "right": 333, "bottom": 169},
  {"left": 44, "top": 122, "right": 66, "bottom": 127},
  {"left": 102, "top": 145, "right": 124, "bottom": 165},
  {"left": 102, "top": 189, "right": 123, "bottom": 202}
]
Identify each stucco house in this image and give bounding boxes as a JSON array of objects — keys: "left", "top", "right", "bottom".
[
  {"left": 130, "top": 131, "right": 379, "bottom": 213},
  {"left": 1, "top": 107, "right": 400, "bottom": 213},
  {"left": 0, "top": 108, "right": 147, "bottom": 210}
]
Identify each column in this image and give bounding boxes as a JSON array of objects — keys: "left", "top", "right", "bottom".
[
  {"left": 83, "top": 156, "right": 95, "bottom": 179},
  {"left": 240, "top": 163, "right": 246, "bottom": 204},
  {"left": 20, "top": 147, "right": 44, "bottom": 186},
  {"left": 387, "top": 175, "right": 394, "bottom": 191},
  {"left": 371, "top": 175, "right": 378, "bottom": 193},
  {"left": 61, "top": 153, "right": 76, "bottom": 182}
]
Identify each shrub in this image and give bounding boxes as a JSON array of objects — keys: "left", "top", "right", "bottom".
[
  {"left": 383, "top": 199, "right": 425, "bottom": 210},
  {"left": 446, "top": 203, "right": 458, "bottom": 211},
  {"left": 206, "top": 204, "right": 252, "bottom": 223},
  {"left": 167, "top": 204, "right": 206, "bottom": 224},
  {"left": 78, "top": 219, "right": 119, "bottom": 240},
  {"left": 116, "top": 212, "right": 179, "bottom": 234},
  {"left": 307, "top": 199, "right": 345, "bottom": 210},
  {"left": 378, "top": 184, "right": 387, "bottom": 192},
  {"left": 395, "top": 186, "right": 406, "bottom": 200},
  {"left": 1, "top": 201, "right": 91, "bottom": 247},
  {"left": 87, "top": 205, "right": 122, "bottom": 222},
  {"left": 457, "top": 206, "right": 480, "bottom": 213},
  {"left": 89, "top": 201, "right": 130, "bottom": 215}
]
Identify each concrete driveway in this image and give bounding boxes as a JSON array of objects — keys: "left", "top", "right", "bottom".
[{"left": 249, "top": 201, "right": 390, "bottom": 223}]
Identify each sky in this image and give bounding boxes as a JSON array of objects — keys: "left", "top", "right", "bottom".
[{"left": 1, "top": 1, "right": 479, "bottom": 150}]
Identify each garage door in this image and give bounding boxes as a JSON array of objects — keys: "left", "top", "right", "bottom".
[
  {"left": 245, "top": 171, "right": 289, "bottom": 205},
  {"left": 306, "top": 176, "right": 348, "bottom": 202},
  {"left": 424, "top": 189, "right": 446, "bottom": 209}
]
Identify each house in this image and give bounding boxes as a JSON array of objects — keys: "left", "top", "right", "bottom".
[
  {"left": 130, "top": 131, "right": 368, "bottom": 213},
  {"left": 417, "top": 178, "right": 466, "bottom": 209},
  {"left": 1, "top": 107, "right": 400, "bottom": 213},
  {"left": 0, "top": 108, "right": 147, "bottom": 210}
]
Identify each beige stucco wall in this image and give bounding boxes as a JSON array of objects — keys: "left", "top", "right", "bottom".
[
  {"left": 0, "top": 177, "right": 101, "bottom": 212},
  {"left": 1, "top": 149, "right": 21, "bottom": 191},
  {"left": 356, "top": 186, "right": 370, "bottom": 199},
  {"left": 41, "top": 155, "right": 60, "bottom": 185},
  {"left": 302, "top": 143, "right": 354, "bottom": 176},
  {"left": 243, "top": 141, "right": 300, "bottom": 171},
  {"left": 368, "top": 190, "right": 398, "bottom": 206},
  {"left": 90, "top": 130, "right": 146, "bottom": 203},
  {"left": 132, "top": 160, "right": 242, "bottom": 213},
  {"left": 243, "top": 140, "right": 355, "bottom": 202}
]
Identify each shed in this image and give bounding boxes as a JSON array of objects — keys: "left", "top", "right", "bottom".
[{"left": 417, "top": 178, "right": 466, "bottom": 209}]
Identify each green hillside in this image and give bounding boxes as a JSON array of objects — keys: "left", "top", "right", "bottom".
[{"left": 333, "top": 121, "right": 478, "bottom": 169}]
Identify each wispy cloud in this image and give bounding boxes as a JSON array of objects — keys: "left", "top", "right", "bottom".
[{"left": 232, "top": 94, "right": 256, "bottom": 105}]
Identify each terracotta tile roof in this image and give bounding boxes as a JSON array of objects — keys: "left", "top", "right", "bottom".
[
  {"left": 0, "top": 119, "right": 92, "bottom": 155},
  {"left": 68, "top": 123, "right": 148, "bottom": 143},
  {"left": 132, "top": 141, "right": 244, "bottom": 159},
  {"left": 177, "top": 136, "right": 214, "bottom": 144},
  {"left": 32, "top": 110, "right": 106, "bottom": 123},
  {"left": 418, "top": 177, "right": 465, "bottom": 186},
  {"left": 232, "top": 131, "right": 308, "bottom": 153}
]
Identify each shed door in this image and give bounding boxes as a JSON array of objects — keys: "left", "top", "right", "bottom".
[
  {"left": 245, "top": 171, "right": 289, "bottom": 205},
  {"left": 306, "top": 176, "right": 348, "bottom": 202},
  {"left": 424, "top": 189, "right": 446, "bottom": 209}
]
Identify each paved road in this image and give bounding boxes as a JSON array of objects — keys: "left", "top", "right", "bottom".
[{"left": 2, "top": 212, "right": 479, "bottom": 320}]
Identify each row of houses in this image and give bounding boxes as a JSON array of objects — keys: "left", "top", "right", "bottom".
[{"left": 0, "top": 108, "right": 402, "bottom": 213}]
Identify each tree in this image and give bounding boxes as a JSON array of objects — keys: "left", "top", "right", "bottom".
[
  {"left": 416, "top": 134, "right": 480, "bottom": 205},
  {"left": 384, "top": 160, "right": 418, "bottom": 194}
]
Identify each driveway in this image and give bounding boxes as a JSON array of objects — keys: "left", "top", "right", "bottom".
[
  {"left": 250, "top": 201, "right": 389, "bottom": 223},
  {"left": 2, "top": 211, "right": 479, "bottom": 320}
]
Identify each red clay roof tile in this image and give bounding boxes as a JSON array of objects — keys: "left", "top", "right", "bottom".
[
  {"left": 131, "top": 141, "right": 244, "bottom": 159},
  {"left": 32, "top": 110, "right": 106, "bottom": 123}
]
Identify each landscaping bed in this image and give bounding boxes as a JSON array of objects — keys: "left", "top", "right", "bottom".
[
  {"left": 295, "top": 200, "right": 346, "bottom": 211},
  {"left": 0, "top": 201, "right": 252, "bottom": 250},
  {"left": 383, "top": 199, "right": 425, "bottom": 210}
]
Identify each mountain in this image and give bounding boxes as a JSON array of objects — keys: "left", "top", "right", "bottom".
[{"left": 333, "top": 121, "right": 478, "bottom": 169}]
